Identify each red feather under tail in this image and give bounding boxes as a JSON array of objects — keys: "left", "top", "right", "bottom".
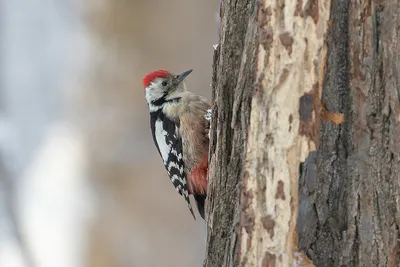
[{"left": 187, "top": 154, "right": 208, "bottom": 195}]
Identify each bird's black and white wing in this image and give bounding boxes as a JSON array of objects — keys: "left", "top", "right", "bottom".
[{"left": 150, "top": 112, "right": 196, "bottom": 219}]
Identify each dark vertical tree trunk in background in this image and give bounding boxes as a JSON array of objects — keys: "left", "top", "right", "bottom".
[
  {"left": 300, "top": 1, "right": 400, "bottom": 266},
  {"left": 206, "top": 0, "right": 400, "bottom": 266},
  {"left": 204, "top": 1, "right": 256, "bottom": 266}
]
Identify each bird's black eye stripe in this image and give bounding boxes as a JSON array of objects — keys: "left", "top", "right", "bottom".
[{"left": 162, "top": 81, "right": 168, "bottom": 86}]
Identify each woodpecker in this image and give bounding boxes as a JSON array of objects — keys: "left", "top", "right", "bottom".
[{"left": 143, "top": 69, "right": 210, "bottom": 219}]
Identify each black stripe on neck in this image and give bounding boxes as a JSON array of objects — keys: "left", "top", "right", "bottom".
[{"left": 151, "top": 93, "right": 181, "bottom": 107}]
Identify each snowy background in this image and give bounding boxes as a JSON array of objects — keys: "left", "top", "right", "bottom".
[{"left": 0, "top": 1, "right": 217, "bottom": 266}]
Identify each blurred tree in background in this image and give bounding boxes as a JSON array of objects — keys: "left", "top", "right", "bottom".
[{"left": 0, "top": 1, "right": 217, "bottom": 267}]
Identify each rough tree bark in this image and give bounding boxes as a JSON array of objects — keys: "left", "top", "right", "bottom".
[
  {"left": 206, "top": 0, "right": 400, "bottom": 267},
  {"left": 299, "top": 1, "right": 400, "bottom": 266},
  {"left": 205, "top": 0, "right": 256, "bottom": 266}
]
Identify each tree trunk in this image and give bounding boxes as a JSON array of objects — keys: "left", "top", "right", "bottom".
[
  {"left": 300, "top": 1, "right": 400, "bottom": 266},
  {"left": 206, "top": 0, "right": 400, "bottom": 267},
  {"left": 204, "top": 0, "right": 256, "bottom": 266}
]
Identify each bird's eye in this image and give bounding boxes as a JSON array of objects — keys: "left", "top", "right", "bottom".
[{"left": 162, "top": 81, "right": 168, "bottom": 86}]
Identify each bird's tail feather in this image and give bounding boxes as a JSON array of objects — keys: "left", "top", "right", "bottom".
[{"left": 194, "top": 194, "right": 206, "bottom": 220}]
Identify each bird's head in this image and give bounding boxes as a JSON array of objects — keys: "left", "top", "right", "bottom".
[{"left": 143, "top": 69, "right": 193, "bottom": 106}]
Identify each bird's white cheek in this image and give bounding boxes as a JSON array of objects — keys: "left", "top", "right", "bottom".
[{"left": 145, "top": 87, "right": 163, "bottom": 103}]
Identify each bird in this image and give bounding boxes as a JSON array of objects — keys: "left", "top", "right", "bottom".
[{"left": 143, "top": 69, "right": 210, "bottom": 219}]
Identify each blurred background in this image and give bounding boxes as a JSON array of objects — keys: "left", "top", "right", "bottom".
[{"left": 0, "top": 1, "right": 218, "bottom": 266}]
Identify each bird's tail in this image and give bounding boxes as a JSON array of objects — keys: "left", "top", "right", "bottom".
[{"left": 194, "top": 194, "right": 206, "bottom": 220}]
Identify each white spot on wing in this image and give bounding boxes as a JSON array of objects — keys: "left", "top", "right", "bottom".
[
  {"left": 154, "top": 119, "right": 171, "bottom": 163},
  {"left": 167, "top": 161, "right": 184, "bottom": 174},
  {"left": 170, "top": 147, "right": 182, "bottom": 161},
  {"left": 170, "top": 173, "right": 186, "bottom": 185},
  {"left": 173, "top": 125, "right": 179, "bottom": 138}
]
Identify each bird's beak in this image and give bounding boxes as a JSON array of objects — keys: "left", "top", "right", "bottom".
[{"left": 176, "top": 69, "right": 193, "bottom": 83}]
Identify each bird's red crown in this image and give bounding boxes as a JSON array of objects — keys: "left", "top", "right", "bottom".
[{"left": 143, "top": 70, "right": 169, "bottom": 88}]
